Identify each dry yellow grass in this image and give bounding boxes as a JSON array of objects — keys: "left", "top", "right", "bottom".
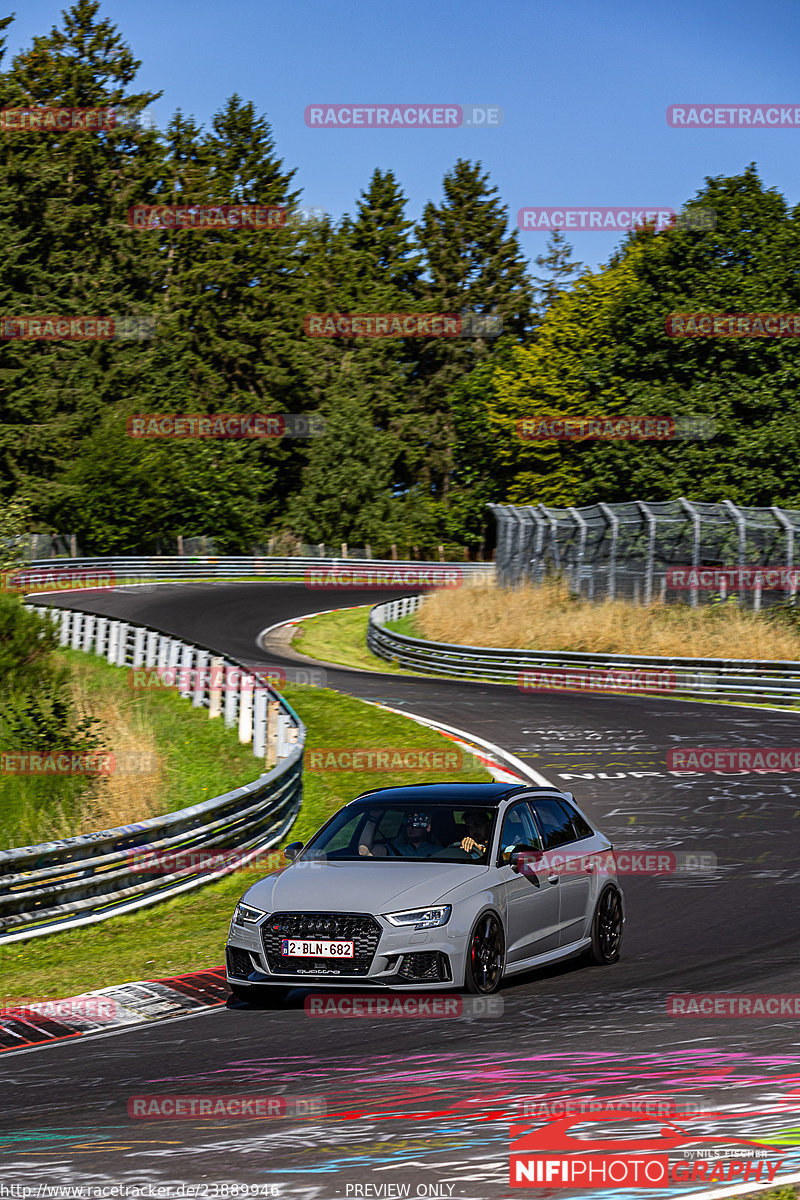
[
  {"left": 70, "top": 667, "right": 165, "bottom": 831},
  {"left": 416, "top": 578, "right": 800, "bottom": 660}
]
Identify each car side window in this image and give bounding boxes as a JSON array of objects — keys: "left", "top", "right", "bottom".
[
  {"left": 499, "top": 802, "right": 542, "bottom": 865},
  {"left": 561, "top": 798, "right": 594, "bottom": 841},
  {"left": 531, "top": 797, "right": 578, "bottom": 849}
]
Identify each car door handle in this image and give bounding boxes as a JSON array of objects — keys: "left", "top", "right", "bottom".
[{"left": 547, "top": 873, "right": 559, "bottom": 885}]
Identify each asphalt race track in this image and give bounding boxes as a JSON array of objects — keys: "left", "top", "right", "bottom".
[{"left": 3, "top": 583, "right": 800, "bottom": 1197}]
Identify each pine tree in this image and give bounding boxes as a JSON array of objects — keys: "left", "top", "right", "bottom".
[
  {"left": 407, "top": 159, "right": 534, "bottom": 504},
  {"left": 531, "top": 229, "right": 584, "bottom": 318},
  {"left": 0, "top": 1, "right": 161, "bottom": 528}
]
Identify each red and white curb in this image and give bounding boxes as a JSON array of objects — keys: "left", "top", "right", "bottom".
[{"left": 0, "top": 967, "right": 229, "bottom": 1053}]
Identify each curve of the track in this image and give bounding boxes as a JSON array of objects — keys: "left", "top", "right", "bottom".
[{"left": 4, "top": 583, "right": 800, "bottom": 1196}]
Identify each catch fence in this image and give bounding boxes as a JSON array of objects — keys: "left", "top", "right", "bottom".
[{"left": 489, "top": 500, "right": 800, "bottom": 608}]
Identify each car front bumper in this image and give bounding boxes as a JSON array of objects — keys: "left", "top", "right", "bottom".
[{"left": 226, "top": 910, "right": 468, "bottom": 990}]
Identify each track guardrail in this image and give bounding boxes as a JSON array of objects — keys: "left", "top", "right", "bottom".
[
  {"left": 0, "top": 605, "right": 305, "bottom": 943},
  {"left": 11, "top": 555, "right": 494, "bottom": 585},
  {"left": 367, "top": 595, "right": 800, "bottom": 706}
]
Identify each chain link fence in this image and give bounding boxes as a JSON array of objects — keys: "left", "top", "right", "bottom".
[{"left": 489, "top": 500, "right": 800, "bottom": 609}]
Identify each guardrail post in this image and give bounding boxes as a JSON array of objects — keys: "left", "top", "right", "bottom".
[
  {"left": 145, "top": 630, "right": 159, "bottom": 668},
  {"left": 81, "top": 614, "right": 95, "bottom": 653},
  {"left": 238, "top": 675, "right": 254, "bottom": 744},
  {"left": 208, "top": 656, "right": 224, "bottom": 719},
  {"left": 116, "top": 622, "right": 130, "bottom": 666},
  {"left": 95, "top": 616, "right": 107, "bottom": 657},
  {"left": 224, "top": 668, "right": 238, "bottom": 729},
  {"left": 179, "top": 643, "right": 194, "bottom": 698},
  {"left": 69, "top": 611, "right": 83, "bottom": 650},
  {"left": 157, "top": 635, "right": 170, "bottom": 671},
  {"left": 276, "top": 711, "right": 290, "bottom": 759},
  {"left": 266, "top": 699, "right": 279, "bottom": 767},
  {"left": 107, "top": 620, "right": 119, "bottom": 664},
  {"left": 132, "top": 627, "right": 146, "bottom": 668},
  {"left": 253, "top": 685, "right": 268, "bottom": 757},
  {"left": 193, "top": 649, "right": 209, "bottom": 707},
  {"left": 58, "top": 609, "right": 71, "bottom": 647}
]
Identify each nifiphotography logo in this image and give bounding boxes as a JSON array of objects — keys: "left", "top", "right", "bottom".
[{"left": 509, "top": 1107, "right": 783, "bottom": 1188}]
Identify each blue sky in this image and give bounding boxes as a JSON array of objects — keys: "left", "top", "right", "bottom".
[{"left": 9, "top": 0, "right": 800, "bottom": 272}]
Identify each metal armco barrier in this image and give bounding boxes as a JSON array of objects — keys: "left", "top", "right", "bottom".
[
  {"left": 0, "top": 605, "right": 306, "bottom": 943},
  {"left": 367, "top": 596, "right": 800, "bottom": 706},
  {"left": 14, "top": 555, "right": 493, "bottom": 584}
]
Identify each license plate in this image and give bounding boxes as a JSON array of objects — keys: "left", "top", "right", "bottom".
[{"left": 281, "top": 938, "right": 354, "bottom": 958}]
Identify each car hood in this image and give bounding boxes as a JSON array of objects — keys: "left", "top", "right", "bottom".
[{"left": 243, "top": 859, "right": 486, "bottom": 915}]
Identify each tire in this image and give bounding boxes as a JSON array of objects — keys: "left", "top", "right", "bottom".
[
  {"left": 463, "top": 911, "right": 505, "bottom": 994},
  {"left": 587, "top": 886, "right": 623, "bottom": 965},
  {"left": 229, "top": 983, "right": 290, "bottom": 1007}
]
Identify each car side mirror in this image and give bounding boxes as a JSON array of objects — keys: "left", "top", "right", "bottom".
[
  {"left": 509, "top": 844, "right": 543, "bottom": 874},
  {"left": 283, "top": 841, "right": 304, "bottom": 862}
]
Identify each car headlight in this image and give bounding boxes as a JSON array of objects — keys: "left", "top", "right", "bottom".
[
  {"left": 233, "top": 903, "right": 265, "bottom": 927},
  {"left": 384, "top": 905, "right": 452, "bottom": 930}
]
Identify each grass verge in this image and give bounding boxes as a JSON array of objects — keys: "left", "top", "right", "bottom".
[
  {"left": 0, "top": 682, "right": 491, "bottom": 1004},
  {"left": 291, "top": 605, "right": 423, "bottom": 674},
  {"left": 0, "top": 650, "right": 260, "bottom": 849}
]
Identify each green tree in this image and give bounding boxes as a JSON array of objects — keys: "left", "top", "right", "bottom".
[
  {"left": 409, "top": 159, "right": 534, "bottom": 504},
  {"left": 531, "top": 229, "right": 585, "bottom": 320},
  {"left": 0, "top": 1, "right": 161, "bottom": 526}
]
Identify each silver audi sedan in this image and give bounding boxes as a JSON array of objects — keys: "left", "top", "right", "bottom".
[{"left": 225, "top": 782, "right": 623, "bottom": 1001}]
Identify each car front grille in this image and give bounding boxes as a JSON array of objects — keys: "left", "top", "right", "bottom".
[
  {"left": 226, "top": 947, "right": 255, "bottom": 979},
  {"left": 397, "top": 951, "right": 451, "bottom": 983},
  {"left": 262, "top": 912, "right": 382, "bottom": 976}
]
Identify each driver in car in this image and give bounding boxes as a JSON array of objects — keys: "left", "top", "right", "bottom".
[{"left": 361, "top": 811, "right": 442, "bottom": 857}]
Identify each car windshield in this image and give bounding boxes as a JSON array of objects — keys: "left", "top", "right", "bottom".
[{"left": 299, "top": 801, "right": 498, "bottom": 864}]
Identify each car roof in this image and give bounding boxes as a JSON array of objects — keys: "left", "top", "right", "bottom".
[{"left": 348, "top": 782, "right": 569, "bottom": 808}]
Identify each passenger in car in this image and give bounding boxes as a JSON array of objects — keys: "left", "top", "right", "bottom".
[{"left": 454, "top": 809, "right": 492, "bottom": 859}]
